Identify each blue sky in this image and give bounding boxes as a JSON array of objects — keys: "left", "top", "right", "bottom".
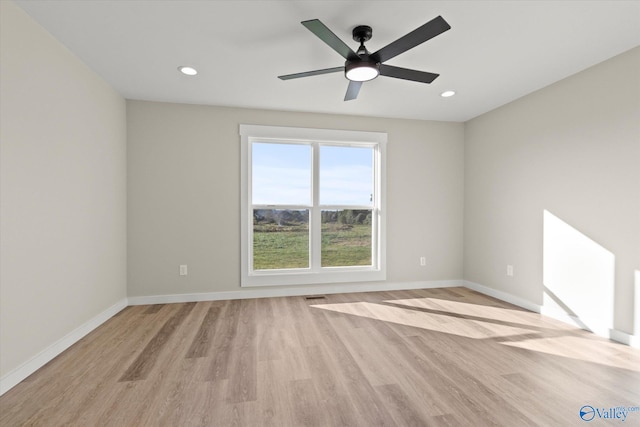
[{"left": 252, "top": 142, "right": 373, "bottom": 206}]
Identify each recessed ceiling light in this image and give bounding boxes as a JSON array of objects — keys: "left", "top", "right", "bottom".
[
  {"left": 178, "top": 66, "right": 198, "bottom": 76},
  {"left": 441, "top": 90, "right": 456, "bottom": 98}
]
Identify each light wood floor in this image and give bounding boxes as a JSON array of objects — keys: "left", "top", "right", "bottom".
[{"left": 2, "top": 287, "right": 639, "bottom": 426}]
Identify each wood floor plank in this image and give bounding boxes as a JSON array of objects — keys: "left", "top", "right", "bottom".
[
  {"left": 226, "top": 299, "right": 258, "bottom": 403},
  {"left": 132, "top": 302, "right": 213, "bottom": 425},
  {"left": 287, "top": 378, "right": 325, "bottom": 426},
  {"left": 143, "top": 304, "right": 164, "bottom": 314},
  {"left": 375, "top": 383, "right": 430, "bottom": 426},
  {"left": 186, "top": 304, "right": 221, "bottom": 358},
  {"left": 301, "top": 345, "right": 362, "bottom": 426},
  {"left": 119, "top": 302, "right": 196, "bottom": 382},
  {"left": 408, "top": 334, "right": 538, "bottom": 426},
  {"left": 256, "top": 360, "right": 295, "bottom": 427},
  {"left": 206, "top": 299, "right": 241, "bottom": 382},
  {"left": 310, "top": 301, "right": 398, "bottom": 426},
  {"left": 2, "top": 287, "right": 639, "bottom": 426}
]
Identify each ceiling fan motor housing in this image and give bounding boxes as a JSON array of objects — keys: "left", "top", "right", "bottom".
[{"left": 352, "top": 25, "right": 373, "bottom": 42}]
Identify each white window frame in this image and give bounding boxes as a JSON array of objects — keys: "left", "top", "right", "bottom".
[{"left": 240, "top": 124, "right": 387, "bottom": 287}]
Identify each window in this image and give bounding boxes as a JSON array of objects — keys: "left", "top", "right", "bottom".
[{"left": 240, "top": 124, "right": 386, "bottom": 287}]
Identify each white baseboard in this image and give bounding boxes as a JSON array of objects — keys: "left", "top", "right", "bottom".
[
  {"left": 609, "top": 329, "right": 640, "bottom": 348},
  {"left": 463, "top": 280, "right": 638, "bottom": 348},
  {"left": 127, "top": 279, "right": 464, "bottom": 305},
  {"left": 462, "top": 280, "right": 542, "bottom": 313},
  {"left": 0, "top": 298, "right": 128, "bottom": 396}
]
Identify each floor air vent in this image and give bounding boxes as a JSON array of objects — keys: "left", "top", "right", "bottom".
[{"left": 304, "top": 295, "right": 327, "bottom": 300}]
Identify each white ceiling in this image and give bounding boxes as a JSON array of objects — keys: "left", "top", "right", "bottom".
[{"left": 14, "top": 0, "right": 640, "bottom": 122}]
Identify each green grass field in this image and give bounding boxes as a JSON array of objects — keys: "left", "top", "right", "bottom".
[
  {"left": 320, "top": 223, "right": 372, "bottom": 267},
  {"left": 253, "top": 223, "right": 372, "bottom": 270},
  {"left": 253, "top": 224, "right": 310, "bottom": 269}
]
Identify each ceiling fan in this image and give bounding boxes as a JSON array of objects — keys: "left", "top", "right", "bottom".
[{"left": 278, "top": 16, "right": 451, "bottom": 101}]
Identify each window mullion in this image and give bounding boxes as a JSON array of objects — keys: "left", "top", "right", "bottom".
[
  {"left": 373, "top": 144, "right": 382, "bottom": 269},
  {"left": 311, "top": 143, "right": 322, "bottom": 271}
]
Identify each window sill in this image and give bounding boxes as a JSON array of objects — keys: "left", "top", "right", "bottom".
[{"left": 241, "top": 268, "right": 386, "bottom": 287}]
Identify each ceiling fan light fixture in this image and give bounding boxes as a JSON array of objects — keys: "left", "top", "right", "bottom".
[
  {"left": 178, "top": 66, "right": 198, "bottom": 76},
  {"left": 345, "top": 60, "right": 379, "bottom": 82}
]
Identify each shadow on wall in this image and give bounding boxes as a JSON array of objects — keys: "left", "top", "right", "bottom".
[{"left": 542, "top": 210, "right": 614, "bottom": 337}]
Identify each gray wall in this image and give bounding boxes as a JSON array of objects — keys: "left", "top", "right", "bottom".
[
  {"left": 0, "top": 2, "right": 127, "bottom": 377},
  {"left": 127, "top": 101, "right": 465, "bottom": 297},
  {"left": 464, "top": 47, "right": 640, "bottom": 334}
]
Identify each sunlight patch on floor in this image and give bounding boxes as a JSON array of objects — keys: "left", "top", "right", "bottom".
[
  {"left": 311, "top": 301, "right": 539, "bottom": 339},
  {"left": 385, "top": 297, "right": 574, "bottom": 330},
  {"left": 502, "top": 335, "right": 640, "bottom": 372}
]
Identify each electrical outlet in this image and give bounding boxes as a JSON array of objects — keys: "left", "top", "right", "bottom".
[
  {"left": 507, "top": 265, "right": 514, "bottom": 277},
  {"left": 420, "top": 257, "right": 426, "bottom": 267},
  {"left": 180, "top": 265, "right": 188, "bottom": 276}
]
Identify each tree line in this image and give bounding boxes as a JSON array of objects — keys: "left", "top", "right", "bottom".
[{"left": 254, "top": 209, "right": 372, "bottom": 226}]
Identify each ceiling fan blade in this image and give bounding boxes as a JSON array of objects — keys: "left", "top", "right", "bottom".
[
  {"left": 379, "top": 64, "right": 439, "bottom": 84},
  {"left": 372, "top": 16, "right": 450, "bottom": 63},
  {"left": 278, "top": 66, "right": 343, "bottom": 80},
  {"left": 344, "top": 80, "right": 362, "bottom": 101},
  {"left": 302, "top": 19, "right": 359, "bottom": 60}
]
